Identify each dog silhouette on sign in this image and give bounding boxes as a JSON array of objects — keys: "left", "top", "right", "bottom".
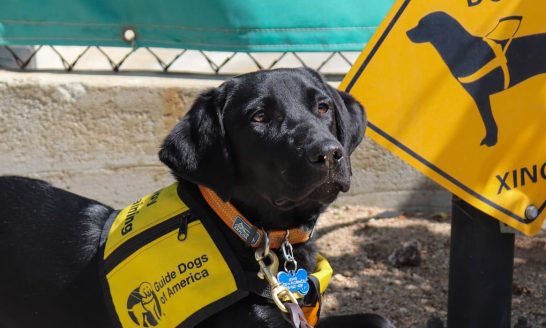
[{"left": 407, "top": 11, "right": 546, "bottom": 147}]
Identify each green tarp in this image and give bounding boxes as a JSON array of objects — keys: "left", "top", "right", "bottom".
[{"left": 0, "top": 0, "right": 394, "bottom": 52}]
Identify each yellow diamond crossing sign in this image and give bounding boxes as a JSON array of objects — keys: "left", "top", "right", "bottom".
[{"left": 341, "top": 0, "right": 546, "bottom": 235}]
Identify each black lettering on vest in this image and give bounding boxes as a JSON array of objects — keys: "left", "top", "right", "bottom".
[
  {"left": 194, "top": 272, "right": 202, "bottom": 281},
  {"left": 121, "top": 199, "right": 142, "bottom": 236},
  {"left": 160, "top": 291, "right": 166, "bottom": 304},
  {"left": 186, "top": 273, "right": 194, "bottom": 284},
  {"left": 541, "top": 162, "right": 546, "bottom": 179},
  {"left": 521, "top": 165, "right": 537, "bottom": 187},
  {"left": 194, "top": 257, "right": 202, "bottom": 268},
  {"left": 121, "top": 224, "right": 132, "bottom": 235},
  {"left": 168, "top": 285, "right": 179, "bottom": 297},
  {"left": 178, "top": 263, "right": 187, "bottom": 274},
  {"left": 496, "top": 172, "right": 511, "bottom": 194},
  {"left": 147, "top": 191, "right": 160, "bottom": 207}
]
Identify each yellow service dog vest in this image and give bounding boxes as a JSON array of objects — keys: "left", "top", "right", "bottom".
[{"left": 100, "top": 183, "right": 332, "bottom": 328}]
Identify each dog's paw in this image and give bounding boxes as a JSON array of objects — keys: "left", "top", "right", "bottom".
[{"left": 480, "top": 134, "right": 497, "bottom": 147}]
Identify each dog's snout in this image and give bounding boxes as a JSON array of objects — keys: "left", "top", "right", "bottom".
[
  {"left": 407, "top": 26, "right": 419, "bottom": 42},
  {"left": 307, "top": 142, "right": 344, "bottom": 166}
]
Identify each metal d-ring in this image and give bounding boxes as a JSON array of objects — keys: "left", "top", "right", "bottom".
[{"left": 254, "top": 229, "right": 299, "bottom": 313}]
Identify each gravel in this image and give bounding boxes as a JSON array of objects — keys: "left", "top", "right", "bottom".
[{"left": 316, "top": 205, "right": 546, "bottom": 328}]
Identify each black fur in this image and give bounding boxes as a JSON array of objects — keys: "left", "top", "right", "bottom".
[{"left": 0, "top": 68, "right": 393, "bottom": 328}]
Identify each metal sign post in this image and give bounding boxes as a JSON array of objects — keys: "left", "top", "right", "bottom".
[{"left": 447, "top": 197, "right": 514, "bottom": 328}]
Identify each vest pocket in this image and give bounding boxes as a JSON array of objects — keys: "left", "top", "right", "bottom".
[
  {"left": 104, "top": 210, "right": 195, "bottom": 275},
  {"left": 101, "top": 211, "right": 245, "bottom": 328}
]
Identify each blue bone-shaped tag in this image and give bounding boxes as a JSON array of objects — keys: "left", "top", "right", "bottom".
[{"left": 277, "top": 269, "right": 310, "bottom": 295}]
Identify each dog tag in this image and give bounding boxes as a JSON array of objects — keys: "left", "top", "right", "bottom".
[{"left": 277, "top": 269, "right": 310, "bottom": 296}]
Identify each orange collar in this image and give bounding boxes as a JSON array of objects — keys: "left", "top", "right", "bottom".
[{"left": 198, "top": 185, "right": 313, "bottom": 249}]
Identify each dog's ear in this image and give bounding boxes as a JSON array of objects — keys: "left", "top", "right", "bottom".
[
  {"left": 159, "top": 87, "right": 235, "bottom": 201},
  {"left": 332, "top": 89, "right": 367, "bottom": 155}
]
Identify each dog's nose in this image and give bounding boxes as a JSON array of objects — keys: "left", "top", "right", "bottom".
[{"left": 307, "top": 142, "right": 344, "bottom": 166}]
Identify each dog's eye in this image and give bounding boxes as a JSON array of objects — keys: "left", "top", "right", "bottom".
[
  {"left": 317, "top": 102, "right": 330, "bottom": 115},
  {"left": 251, "top": 111, "right": 268, "bottom": 123}
]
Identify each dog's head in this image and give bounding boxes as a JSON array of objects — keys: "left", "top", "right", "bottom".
[
  {"left": 138, "top": 282, "right": 153, "bottom": 299},
  {"left": 407, "top": 11, "right": 458, "bottom": 44},
  {"left": 160, "top": 68, "right": 365, "bottom": 225}
]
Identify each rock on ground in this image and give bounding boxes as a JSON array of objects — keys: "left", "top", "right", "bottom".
[{"left": 316, "top": 206, "right": 546, "bottom": 328}]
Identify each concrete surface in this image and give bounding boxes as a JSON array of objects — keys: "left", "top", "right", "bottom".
[{"left": 0, "top": 71, "right": 450, "bottom": 210}]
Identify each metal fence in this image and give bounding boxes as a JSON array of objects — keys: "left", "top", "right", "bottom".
[{"left": 0, "top": 45, "right": 360, "bottom": 78}]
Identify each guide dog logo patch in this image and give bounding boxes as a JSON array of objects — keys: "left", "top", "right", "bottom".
[{"left": 127, "top": 282, "right": 162, "bottom": 327}]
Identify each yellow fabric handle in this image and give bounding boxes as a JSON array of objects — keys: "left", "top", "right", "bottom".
[{"left": 311, "top": 253, "right": 333, "bottom": 294}]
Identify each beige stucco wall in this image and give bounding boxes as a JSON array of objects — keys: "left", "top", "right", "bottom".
[{"left": 0, "top": 71, "right": 449, "bottom": 210}]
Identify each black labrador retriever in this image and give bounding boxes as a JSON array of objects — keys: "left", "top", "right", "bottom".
[
  {"left": 407, "top": 11, "right": 546, "bottom": 147},
  {"left": 0, "top": 68, "right": 394, "bottom": 328}
]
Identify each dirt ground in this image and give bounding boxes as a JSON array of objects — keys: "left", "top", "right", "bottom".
[{"left": 316, "top": 205, "right": 546, "bottom": 328}]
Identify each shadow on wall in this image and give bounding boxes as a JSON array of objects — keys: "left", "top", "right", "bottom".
[{"left": 339, "top": 138, "right": 451, "bottom": 213}]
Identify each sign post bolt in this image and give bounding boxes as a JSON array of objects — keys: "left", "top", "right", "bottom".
[{"left": 524, "top": 205, "right": 538, "bottom": 221}]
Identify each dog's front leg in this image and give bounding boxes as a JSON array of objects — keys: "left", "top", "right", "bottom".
[{"left": 474, "top": 94, "right": 498, "bottom": 147}]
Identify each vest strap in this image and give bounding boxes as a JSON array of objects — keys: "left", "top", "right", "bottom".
[{"left": 457, "top": 38, "right": 510, "bottom": 89}]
